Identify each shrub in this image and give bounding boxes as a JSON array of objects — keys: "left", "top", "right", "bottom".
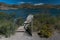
[
  {"left": 0, "top": 12, "right": 22, "bottom": 37},
  {"left": 38, "top": 24, "right": 52, "bottom": 38},
  {"left": 0, "top": 21, "right": 17, "bottom": 38}
]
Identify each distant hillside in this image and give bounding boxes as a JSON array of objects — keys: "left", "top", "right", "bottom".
[
  {"left": 0, "top": 2, "right": 60, "bottom": 10},
  {"left": 19, "top": 3, "right": 60, "bottom": 9},
  {"left": 0, "top": 2, "right": 18, "bottom": 10}
]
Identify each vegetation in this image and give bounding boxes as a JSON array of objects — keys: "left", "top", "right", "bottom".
[
  {"left": 0, "top": 20, "right": 17, "bottom": 37},
  {"left": 33, "top": 13, "right": 60, "bottom": 38},
  {"left": 15, "top": 17, "right": 24, "bottom": 26},
  {"left": 0, "top": 12, "right": 23, "bottom": 37}
]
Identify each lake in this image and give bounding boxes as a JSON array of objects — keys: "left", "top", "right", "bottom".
[{"left": 0, "top": 8, "right": 60, "bottom": 19}]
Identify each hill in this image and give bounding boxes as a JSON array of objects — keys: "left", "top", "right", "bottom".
[{"left": 0, "top": 2, "right": 60, "bottom": 10}]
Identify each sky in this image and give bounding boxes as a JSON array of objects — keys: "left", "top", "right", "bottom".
[{"left": 0, "top": 0, "right": 60, "bottom": 5}]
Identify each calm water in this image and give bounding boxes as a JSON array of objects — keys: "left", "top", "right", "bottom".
[{"left": 0, "top": 8, "right": 60, "bottom": 18}]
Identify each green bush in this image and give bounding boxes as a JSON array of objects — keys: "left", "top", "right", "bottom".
[
  {"left": 16, "top": 17, "right": 24, "bottom": 26},
  {"left": 0, "top": 12, "right": 22, "bottom": 37},
  {"left": 0, "top": 20, "right": 17, "bottom": 37},
  {"left": 33, "top": 14, "right": 57, "bottom": 38},
  {"left": 37, "top": 24, "right": 52, "bottom": 38}
]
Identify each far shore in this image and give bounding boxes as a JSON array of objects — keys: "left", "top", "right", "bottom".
[{"left": 0, "top": 6, "right": 18, "bottom": 10}]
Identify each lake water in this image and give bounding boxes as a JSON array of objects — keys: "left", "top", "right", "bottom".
[{"left": 0, "top": 8, "right": 60, "bottom": 19}]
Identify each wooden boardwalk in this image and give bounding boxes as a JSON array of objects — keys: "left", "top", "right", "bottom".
[{"left": 16, "top": 26, "right": 25, "bottom": 32}]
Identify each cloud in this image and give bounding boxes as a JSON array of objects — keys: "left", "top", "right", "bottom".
[
  {"left": 17, "top": 2, "right": 32, "bottom": 4},
  {"left": 18, "top": 2, "right": 25, "bottom": 4},
  {"left": 34, "top": 3, "right": 44, "bottom": 5}
]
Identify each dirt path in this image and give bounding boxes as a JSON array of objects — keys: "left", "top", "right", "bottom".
[
  {"left": 0, "top": 31, "right": 60, "bottom": 40},
  {"left": 0, "top": 26, "right": 60, "bottom": 40},
  {"left": 33, "top": 32, "right": 60, "bottom": 40},
  {"left": 0, "top": 32, "right": 32, "bottom": 40}
]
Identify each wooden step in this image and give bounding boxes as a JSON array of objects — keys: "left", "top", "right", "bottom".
[{"left": 16, "top": 26, "right": 25, "bottom": 32}]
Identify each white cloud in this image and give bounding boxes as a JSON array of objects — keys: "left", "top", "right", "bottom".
[
  {"left": 17, "top": 2, "right": 31, "bottom": 4},
  {"left": 34, "top": 3, "right": 44, "bottom": 5},
  {"left": 18, "top": 2, "right": 25, "bottom": 4}
]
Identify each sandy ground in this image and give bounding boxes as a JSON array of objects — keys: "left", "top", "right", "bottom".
[
  {"left": 0, "top": 32, "right": 33, "bottom": 40},
  {"left": 0, "top": 25, "right": 60, "bottom": 40},
  {"left": 33, "top": 32, "right": 60, "bottom": 40},
  {"left": 0, "top": 31, "right": 60, "bottom": 40}
]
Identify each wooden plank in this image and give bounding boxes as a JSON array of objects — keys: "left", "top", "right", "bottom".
[{"left": 16, "top": 26, "right": 25, "bottom": 32}]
